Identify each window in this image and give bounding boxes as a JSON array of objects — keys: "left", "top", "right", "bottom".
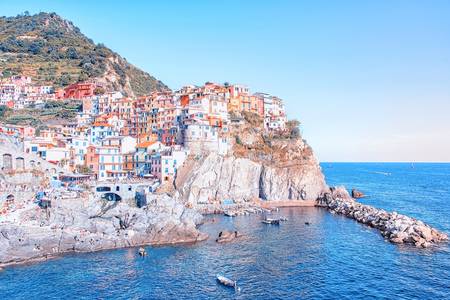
[
  {"left": 116, "top": 186, "right": 120, "bottom": 192},
  {"left": 96, "top": 186, "right": 111, "bottom": 192},
  {"left": 128, "top": 185, "right": 132, "bottom": 191}
]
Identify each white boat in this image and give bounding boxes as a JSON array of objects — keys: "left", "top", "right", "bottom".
[
  {"left": 262, "top": 218, "right": 280, "bottom": 225},
  {"left": 216, "top": 275, "right": 238, "bottom": 288}
]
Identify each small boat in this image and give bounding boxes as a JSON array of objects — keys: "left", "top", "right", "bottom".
[
  {"left": 262, "top": 218, "right": 280, "bottom": 225},
  {"left": 216, "top": 275, "right": 238, "bottom": 290},
  {"left": 305, "top": 222, "right": 310, "bottom": 225},
  {"left": 279, "top": 217, "right": 288, "bottom": 222},
  {"left": 138, "top": 247, "right": 147, "bottom": 257},
  {"left": 223, "top": 211, "right": 236, "bottom": 217}
]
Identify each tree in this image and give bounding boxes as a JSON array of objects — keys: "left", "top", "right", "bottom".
[
  {"left": 94, "top": 87, "right": 105, "bottom": 95},
  {"left": 65, "top": 47, "right": 79, "bottom": 59},
  {"left": 77, "top": 165, "right": 91, "bottom": 174},
  {"left": 58, "top": 73, "right": 71, "bottom": 86},
  {"left": 28, "top": 41, "right": 43, "bottom": 55},
  {"left": 0, "top": 105, "right": 10, "bottom": 118}
]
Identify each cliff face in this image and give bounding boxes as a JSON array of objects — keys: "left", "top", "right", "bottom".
[{"left": 175, "top": 113, "right": 327, "bottom": 207}]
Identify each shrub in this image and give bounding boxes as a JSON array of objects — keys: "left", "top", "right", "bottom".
[
  {"left": 286, "top": 119, "right": 301, "bottom": 139},
  {"left": 0, "top": 105, "right": 10, "bottom": 118},
  {"left": 242, "top": 111, "right": 263, "bottom": 126},
  {"left": 65, "top": 47, "right": 79, "bottom": 59}
]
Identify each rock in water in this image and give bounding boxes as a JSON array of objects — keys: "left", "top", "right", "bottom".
[
  {"left": 216, "top": 230, "right": 242, "bottom": 243},
  {"left": 351, "top": 189, "right": 366, "bottom": 199}
]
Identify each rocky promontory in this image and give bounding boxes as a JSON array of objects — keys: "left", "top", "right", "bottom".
[
  {"left": 174, "top": 112, "right": 328, "bottom": 209},
  {"left": 0, "top": 193, "right": 206, "bottom": 267},
  {"left": 317, "top": 187, "right": 448, "bottom": 247}
]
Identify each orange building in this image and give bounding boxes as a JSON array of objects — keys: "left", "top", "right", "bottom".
[
  {"left": 85, "top": 145, "right": 100, "bottom": 178},
  {"left": 123, "top": 152, "right": 135, "bottom": 176}
]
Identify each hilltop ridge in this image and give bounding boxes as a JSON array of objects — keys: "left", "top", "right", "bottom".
[{"left": 0, "top": 12, "right": 168, "bottom": 96}]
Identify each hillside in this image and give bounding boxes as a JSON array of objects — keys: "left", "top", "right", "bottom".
[
  {"left": 0, "top": 100, "right": 81, "bottom": 128},
  {"left": 0, "top": 12, "right": 168, "bottom": 96}
]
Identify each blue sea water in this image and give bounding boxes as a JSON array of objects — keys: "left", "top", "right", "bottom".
[{"left": 1, "top": 163, "right": 449, "bottom": 299}]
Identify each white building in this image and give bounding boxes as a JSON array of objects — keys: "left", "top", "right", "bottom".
[
  {"left": 97, "top": 146, "right": 126, "bottom": 181},
  {"left": 255, "top": 93, "right": 287, "bottom": 131},
  {"left": 102, "top": 136, "right": 137, "bottom": 155},
  {"left": 46, "top": 147, "right": 70, "bottom": 170},
  {"left": 89, "top": 122, "right": 119, "bottom": 144},
  {"left": 151, "top": 146, "right": 189, "bottom": 182},
  {"left": 69, "top": 136, "right": 90, "bottom": 167}
]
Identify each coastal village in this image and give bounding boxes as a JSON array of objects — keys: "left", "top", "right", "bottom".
[
  {"left": 0, "top": 73, "right": 447, "bottom": 263},
  {"left": 0, "top": 75, "right": 287, "bottom": 183}
]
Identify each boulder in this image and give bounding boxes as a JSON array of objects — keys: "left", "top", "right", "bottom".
[
  {"left": 216, "top": 230, "right": 242, "bottom": 243},
  {"left": 351, "top": 189, "right": 366, "bottom": 199}
]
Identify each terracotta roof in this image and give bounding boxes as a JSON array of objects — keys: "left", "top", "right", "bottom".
[
  {"left": 92, "top": 122, "right": 112, "bottom": 127},
  {"left": 136, "top": 141, "right": 157, "bottom": 148}
]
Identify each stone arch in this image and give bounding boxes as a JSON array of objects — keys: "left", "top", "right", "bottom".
[
  {"left": 29, "top": 160, "right": 35, "bottom": 168},
  {"left": 16, "top": 157, "right": 25, "bottom": 170},
  {"left": 102, "top": 192, "right": 122, "bottom": 201},
  {"left": 50, "top": 168, "right": 56, "bottom": 175},
  {"left": 3, "top": 153, "right": 12, "bottom": 170},
  {"left": 6, "top": 194, "right": 14, "bottom": 204}
]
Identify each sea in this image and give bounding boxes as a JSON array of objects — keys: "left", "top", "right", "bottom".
[{"left": 1, "top": 163, "right": 449, "bottom": 299}]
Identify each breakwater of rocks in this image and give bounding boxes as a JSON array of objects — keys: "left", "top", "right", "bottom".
[{"left": 317, "top": 187, "right": 448, "bottom": 248}]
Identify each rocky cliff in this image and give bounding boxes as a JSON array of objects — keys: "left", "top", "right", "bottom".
[
  {"left": 174, "top": 112, "right": 328, "bottom": 208},
  {"left": 0, "top": 193, "right": 206, "bottom": 267}
]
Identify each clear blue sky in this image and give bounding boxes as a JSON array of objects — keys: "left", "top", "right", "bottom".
[{"left": 2, "top": 1, "right": 450, "bottom": 162}]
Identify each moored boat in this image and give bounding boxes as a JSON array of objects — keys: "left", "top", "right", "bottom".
[
  {"left": 262, "top": 218, "right": 280, "bottom": 225},
  {"left": 216, "top": 275, "right": 238, "bottom": 289}
]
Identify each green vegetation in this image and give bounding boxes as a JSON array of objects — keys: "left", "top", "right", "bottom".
[
  {"left": 286, "top": 119, "right": 301, "bottom": 139},
  {"left": 0, "top": 12, "right": 168, "bottom": 96},
  {"left": 241, "top": 111, "right": 263, "bottom": 126},
  {"left": 0, "top": 100, "right": 81, "bottom": 127}
]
